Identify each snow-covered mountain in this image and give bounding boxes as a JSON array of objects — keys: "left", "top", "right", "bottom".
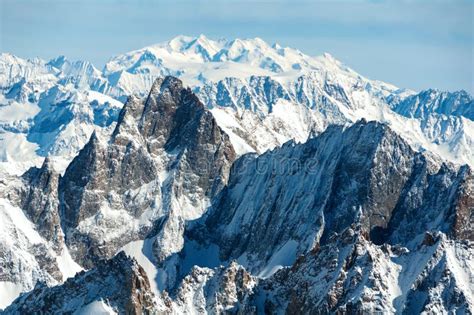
[
  {"left": 59, "top": 77, "right": 235, "bottom": 269},
  {"left": 0, "top": 53, "right": 120, "bottom": 175},
  {"left": 1, "top": 35, "right": 473, "bottom": 175},
  {"left": 0, "top": 35, "right": 473, "bottom": 313},
  {"left": 100, "top": 35, "right": 398, "bottom": 98},
  {"left": 3, "top": 102, "right": 473, "bottom": 313},
  {"left": 390, "top": 89, "right": 473, "bottom": 121},
  {"left": 2, "top": 252, "right": 158, "bottom": 314},
  {"left": 0, "top": 158, "right": 82, "bottom": 310}
]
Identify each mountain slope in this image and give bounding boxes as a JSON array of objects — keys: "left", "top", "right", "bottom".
[
  {"left": 3, "top": 118, "right": 472, "bottom": 314},
  {"left": 0, "top": 158, "right": 82, "bottom": 309},
  {"left": 2, "top": 252, "right": 158, "bottom": 314},
  {"left": 59, "top": 76, "right": 235, "bottom": 268},
  {"left": 0, "top": 59, "right": 121, "bottom": 175},
  {"left": 156, "top": 120, "right": 473, "bottom": 313},
  {"left": 255, "top": 231, "right": 473, "bottom": 313},
  {"left": 390, "top": 89, "right": 473, "bottom": 120},
  {"left": 177, "top": 120, "right": 472, "bottom": 273}
]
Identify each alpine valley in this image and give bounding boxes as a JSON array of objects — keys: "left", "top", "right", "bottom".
[{"left": 0, "top": 35, "right": 472, "bottom": 314}]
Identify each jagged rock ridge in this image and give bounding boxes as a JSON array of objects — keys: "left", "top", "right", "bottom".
[
  {"left": 160, "top": 120, "right": 474, "bottom": 313},
  {"left": 2, "top": 252, "right": 158, "bottom": 314},
  {"left": 58, "top": 76, "right": 235, "bottom": 268},
  {"left": 186, "top": 120, "right": 472, "bottom": 268},
  {"left": 1, "top": 74, "right": 472, "bottom": 314}
]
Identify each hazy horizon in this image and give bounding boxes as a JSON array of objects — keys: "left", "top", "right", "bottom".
[{"left": 1, "top": 0, "right": 472, "bottom": 93}]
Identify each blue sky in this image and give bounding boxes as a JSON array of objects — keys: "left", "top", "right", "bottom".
[{"left": 1, "top": 0, "right": 472, "bottom": 93}]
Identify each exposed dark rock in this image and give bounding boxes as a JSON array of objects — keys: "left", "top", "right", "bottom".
[
  {"left": 19, "top": 158, "right": 64, "bottom": 251},
  {"left": 188, "top": 120, "right": 472, "bottom": 275},
  {"left": 58, "top": 76, "right": 236, "bottom": 268},
  {"left": 3, "top": 252, "right": 158, "bottom": 314}
]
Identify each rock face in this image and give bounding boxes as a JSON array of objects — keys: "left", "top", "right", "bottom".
[
  {"left": 0, "top": 190, "right": 63, "bottom": 291},
  {"left": 18, "top": 158, "right": 63, "bottom": 251},
  {"left": 171, "top": 262, "right": 257, "bottom": 314},
  {"left": 255, "top": 230, "right": 474, "bottom": 314},
  {"left": 1, "top": 116, "right": 473, "bottom": 313},
  {"left": 205, "top": 76, "right": 474, "bottom": 166},
  {"left": 184, "top": 121, "right": 472, "bottom": 274},
  {"left": 156, "top": 120, "right": 473, "bottom": 313},
  {"left": 0, "top": 159, "right": 81, "bottom": 309},
  {"left": 3, "top": 252, "right": 158, "bottom": 314},
  {"left": 390, "top": 89, "right": 474, "bottom": 120},
  {"left": 58, "top": 76, "right": 236, "bottom": 267}
]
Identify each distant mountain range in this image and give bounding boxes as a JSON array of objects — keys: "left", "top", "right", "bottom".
[{"left": 1, "top": 35, "right": 472, "bottom": 174}]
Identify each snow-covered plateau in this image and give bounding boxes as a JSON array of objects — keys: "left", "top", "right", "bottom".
[{"left": 0, "top": 35, "right": 472, "bottom": 314}]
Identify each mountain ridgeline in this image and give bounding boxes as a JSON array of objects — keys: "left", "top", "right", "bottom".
[
  {"left": 2, "top": 76, "right": 473, "bottom": 314},
  {"left": 1, "top": 36, "right": 473, "bottom": 174},
  {"left": 58, "top": 76, "right": 236, "bottom": 268}
]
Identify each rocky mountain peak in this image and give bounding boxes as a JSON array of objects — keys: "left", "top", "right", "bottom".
[
  {"left": 21, "top": 156, "right": 54, "bottom": 185},
  {"left": 3, "top": 251, "right": 158, "bottom": 314},
  {"left": 139, "top": 76, "right": 203, "bottom": 147},
  {"left": 390, "top": 88, "right": 474, "bottom": 120},
  {"left": 146, "top": 75, "right": 184, "bottom": 100},
  {"left": 178, "top": 120, "right": 472, "bottom": 281},
  {"left": 18, "top": 157, "right": 63, "bottom": 250},
  {"left": 58, "top": 76, "right": 235, "bottom": 268}
]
